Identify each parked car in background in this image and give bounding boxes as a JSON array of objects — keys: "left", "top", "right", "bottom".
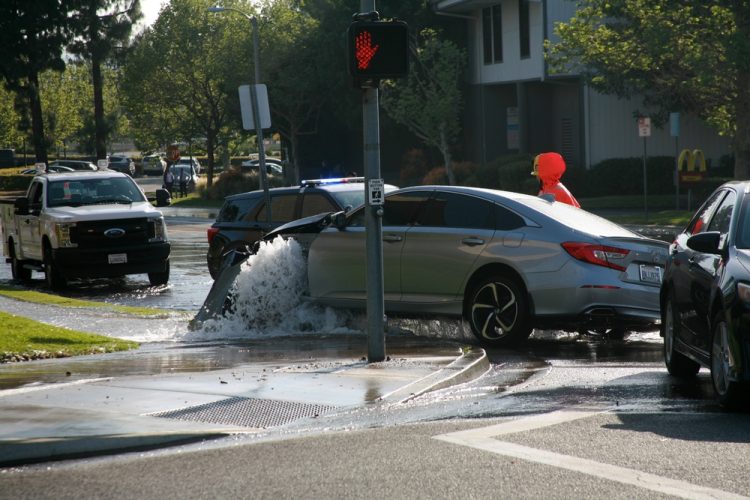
[
  {"left": 142, "top": 154, "right": 166, "bottom": 176},
  {"left": 170, "top": 164, "right": 199, "bottom": 194},
  {"left": 205, "top": 177, "right": 396, "bottom": 279},
  {"left": 21, "top": 165, "right": 75, "bottom": 174},
  {"left": 660, "top": 181, "right": 750, "bottom": 408},
  {"left": 216, "top": 186, "right": 669, "bottom": 347},
  {"left": 174, "top": 157, "right": 201, "bottom": 174},
  {"left": 108, "top": 155, "right": 135, "bottom": 176},
  {"left": 241, "top": 158, "right": 284, "bottom": 175},
  {"left": 49, "top": 160, "right": 98, "bottom": 171}
]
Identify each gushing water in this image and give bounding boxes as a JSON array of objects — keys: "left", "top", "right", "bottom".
[{"left": 186, "top": 237, "right": 357, "bottom": 340}]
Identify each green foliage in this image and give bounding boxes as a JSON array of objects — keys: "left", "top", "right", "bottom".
[
  {"left": 381, "top": 29, "right": 466, "bottom": 183},
  {"left": 0, "top": 174, "right": 32, "bottom": 192},
  {"left": 547, "top": 1, "right": 750, "bottom": 177}
]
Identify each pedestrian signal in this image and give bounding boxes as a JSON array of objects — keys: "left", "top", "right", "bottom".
[{"left": 347, "top": 20, "right": 409, "bottom": 81}]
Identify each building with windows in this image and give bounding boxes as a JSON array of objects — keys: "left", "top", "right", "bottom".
[{"left": 431, "top": 0, "right": 730, "bottom": 169}]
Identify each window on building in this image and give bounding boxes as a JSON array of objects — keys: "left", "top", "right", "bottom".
[
  {"left": 519, "top": 0, "right": 530, "bottom": 59},
  {"left": 482, "top": 5, "right": 503, "bottom": 65}
]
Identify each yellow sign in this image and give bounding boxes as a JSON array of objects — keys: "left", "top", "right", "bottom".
[{"left": 678, "top": 149, "right": 706, "bottom": 183}]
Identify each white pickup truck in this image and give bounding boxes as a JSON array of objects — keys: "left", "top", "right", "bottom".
[{"left": 0, "top": 170, "right": 170, "bottom": 289}]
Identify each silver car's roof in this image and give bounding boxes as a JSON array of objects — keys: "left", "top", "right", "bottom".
[{"left": 397, "top": 185, "right": 638, "bottom": 239}]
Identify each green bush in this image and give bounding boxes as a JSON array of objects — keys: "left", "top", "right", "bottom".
[
  {"left": 0, "top": 174, "right": 32, "bottom": 192},
  {"left": 198, "top": 167, "right": 286, "bottom": 201}
]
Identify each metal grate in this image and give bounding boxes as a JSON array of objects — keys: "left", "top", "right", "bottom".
[{"left": 150, "top": 397, "right": 339, "bottom": 429}]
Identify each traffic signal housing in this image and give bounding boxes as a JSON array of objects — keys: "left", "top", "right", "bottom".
[{"left": 347, "top": 20, "right": 409, "bottom": 82}]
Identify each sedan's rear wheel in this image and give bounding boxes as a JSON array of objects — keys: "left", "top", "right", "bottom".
[
  {"left": 467, "top": 273, "right": 531, "bottom": 345},
  {"left": 663, "top": 297, "right": 700, "bottom": 377},
  {"left": 711, "top": 317, "right": 747, "bottom": 409}
]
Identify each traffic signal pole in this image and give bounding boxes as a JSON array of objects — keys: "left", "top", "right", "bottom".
[{"left": 359, "top": 2, "right": 386, "bottom": 363}]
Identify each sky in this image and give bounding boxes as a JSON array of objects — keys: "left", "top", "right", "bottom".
[{"left": 140, "top": 0, "right": 169, "bottom": 27}]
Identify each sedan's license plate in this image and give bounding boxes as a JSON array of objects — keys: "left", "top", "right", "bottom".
[
  {"left": 108, "top": 253, "right": 127, "bottom": 264},
  {"left": 640, "top": 264, "right": 662, "bottom": 284}
]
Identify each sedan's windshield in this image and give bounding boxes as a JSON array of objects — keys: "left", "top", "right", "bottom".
[{"left": 47, "top": 177, "right": 146, "bottom": 207}]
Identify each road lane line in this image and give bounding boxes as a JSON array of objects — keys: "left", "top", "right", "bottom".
[{"left": 434, "top": 409, "right": 748, "bottom": 500}]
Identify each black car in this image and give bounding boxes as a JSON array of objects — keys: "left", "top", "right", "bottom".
[
  {"left": 206, "top": 177, "right": 397, "bottom": 279},
  {"left": 660, "top": 181, "right": 750, "bottom": 408}
]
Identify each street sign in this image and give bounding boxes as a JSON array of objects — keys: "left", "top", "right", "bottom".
[
  {"left": 238, "top": 84, "right": 271, "bottom": 130},
  {"left": 97, "top": 159, "right": 108, "bottom": 170},
  {"left": 347, "top": 20, "right": 409, "bottom": 81},
  {"left": 368, "top": 178, "right": 384, "bottom": 205},
  {"left": 638, "top": 117, "right": 651, "bottom": 137},
  {"left": 166, "top": 144, "right": 180, "bottom": 162},
  {"left": 678, "top": 149, "right": 706, "bottom": 183}
]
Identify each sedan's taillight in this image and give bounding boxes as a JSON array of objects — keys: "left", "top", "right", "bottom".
[
  {"left": 207, "top": 227, "right": 219, "bottom": 244},
  {"left": 561, "top": 242, "right": 629, "bottom": 271}
]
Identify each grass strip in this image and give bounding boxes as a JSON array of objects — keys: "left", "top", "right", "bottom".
[
  {"left": 0, "top": 285, "right": 180, "bottom": 318},
  {"left": 0, "top": 311, "right": 138, "bottom": 362}
]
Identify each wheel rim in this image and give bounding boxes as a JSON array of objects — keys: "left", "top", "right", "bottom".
[
  {"left": 664, "top": 301, "right": 675, "bottom": 364},
  {"left": 712, "top": 321, "right": 732, "bottom": 396},
  {"left": 471, "top": 281, "right": 518, "bottom": 340}
]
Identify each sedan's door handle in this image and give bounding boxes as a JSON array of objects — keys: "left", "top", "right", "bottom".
[
  {"left": 383, "top": 234, "right": 402, "bottom": 243},
  {"left": 461, "top": 237, "right": 485, "bottom": 246}
]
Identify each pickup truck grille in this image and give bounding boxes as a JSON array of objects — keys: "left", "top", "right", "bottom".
[{"left": 70, "top": 218, "right": 154, "bottom": 248}]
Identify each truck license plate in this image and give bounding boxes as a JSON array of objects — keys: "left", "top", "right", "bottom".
[
  {"left": 108, "top": 253, "right": 127, "bottom": 264},
  {"left": 639, "top": 264, "right": 662, "bottom": 284}
]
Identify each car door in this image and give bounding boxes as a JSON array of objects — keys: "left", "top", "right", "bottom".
[
  {"left": 670, "top": 189, "right": 726, "bottom": 341},
  {"left": 19, "top": 180, "right": 43, "bottom": 260},
  {"left": 307, "top": 191, "right": 430, "bottom": 305},
  {"left": 684, "top": 189, "right": 736, "bottom": 351},
  {"left": 399, "top": 190, "right": 495, "bottom": 309}
]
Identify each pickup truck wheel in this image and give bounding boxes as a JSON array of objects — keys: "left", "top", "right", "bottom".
[
  {"left": 43, "top": 245, "right": 66, "bottom": 290},
  {"left": 148, "top": 260, "right": 170, "bottom": 286},
  {"left": 9, "top": 244, "right": 31, "bottom": 281}
]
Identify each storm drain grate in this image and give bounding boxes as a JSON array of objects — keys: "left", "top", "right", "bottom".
[{"left": 150, "top": 397, "right": 339, "bottom": 429}]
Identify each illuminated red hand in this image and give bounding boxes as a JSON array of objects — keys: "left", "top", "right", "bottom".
[{"left": 355, "top": 31, "right": 379, "bottom": 70}]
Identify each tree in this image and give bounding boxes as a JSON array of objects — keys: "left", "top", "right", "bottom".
[
  {"left": 121, "top": 0, "right": 246, "bottom": 186},
  {"left": 0, "top": 85, "right": 23, "bottom": 150},
  {"left": 547, "top": 1, "right": 750, "bottom": 178},
  {"left": 0, "top": 1, "right": 83, "bottom": 164},
  {"left": 69, "top": 0, "right": 141, "bottom": 161},
  {"left": 381, "top": 30, "right": 466, "bottom": 185}
]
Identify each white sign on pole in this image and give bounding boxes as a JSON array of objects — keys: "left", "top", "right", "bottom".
[
  {"left": 638, "top": 117, "right": 651, "bottom": 137},
  {"left": 238, "top": 84, "right": 271, "bottom": 130},
  {"left": 97, "top": 159, "right": 108, "bottom": 170},
  {"left": 368, "top": 178, "right": 384, "bottom": 205},
  {"left": 35, "top": 162, "right": 46, "bottom": 173}
]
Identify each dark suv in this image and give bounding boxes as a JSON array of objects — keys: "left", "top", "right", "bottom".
[{"left": 206, "top": 178, "right": 396, "bottom": 279}]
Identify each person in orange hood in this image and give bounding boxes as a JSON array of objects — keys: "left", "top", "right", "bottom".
[{"left": 531, "top": 152, "right": 580, "bottom": 207}]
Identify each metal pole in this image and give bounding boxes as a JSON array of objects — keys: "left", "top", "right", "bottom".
[
  {"left": 250, "top": 16, "right": 271, "bottom": 223},
  {"left": 361, "top": 0, "right": 385, "bottom": 362},
  {"left": 643, "top": 137, "right": 648, "bottom": 223},
  {"left": 675, "top": 137, "right": 680, "bottom": 210},
  {"left": 209, "top": 6, "right": 271, "bottom": 222}
]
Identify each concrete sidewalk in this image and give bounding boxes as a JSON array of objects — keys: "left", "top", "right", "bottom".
[{"left": 0, "top": 335, "right": 488, "bottom": 466}]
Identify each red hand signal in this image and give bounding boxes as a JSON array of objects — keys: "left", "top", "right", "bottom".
[{"left": 355, "top": 31, "right": 379, "bottom": 70}]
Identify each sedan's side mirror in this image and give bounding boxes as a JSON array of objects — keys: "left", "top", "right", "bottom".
[
  {"left": 333, "top": 211, "right": 347, "bottom": 230},
  {"left": 686, "top": 231, "right": 722, "bottom": 255}
]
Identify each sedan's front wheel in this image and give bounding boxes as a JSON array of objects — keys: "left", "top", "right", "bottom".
[
  {"left": 467, "top": 273, "right": 531, "bottom": 346},
  {"left": 711, "top": 316, "right": 747, "bottom": 409},
  {"left": 663, "top": 297, "right": 700, "bottom": 377}
]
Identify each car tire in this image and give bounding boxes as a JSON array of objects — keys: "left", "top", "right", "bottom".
[
  {"left": 663, "top": 296, "right": 700, "bottom": 377},
  {"left": 711, "top": 315, "right": 747, "bottom": 409},
  {"left": 43, "top": 243, "right": 66, "bottom": 290},
  {"left": 148, "top": 260, "right": 170, "bottom": 286},
  {"left": 467, "top": 273, "right": 532, "bottom": 345},
  {"left": 9, "top": 241, "right": 31, "bottom": 281}
]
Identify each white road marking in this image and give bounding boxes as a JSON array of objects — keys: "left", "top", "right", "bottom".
[{"left": 434, "top": 409, "right": 748, "bottom": 500}]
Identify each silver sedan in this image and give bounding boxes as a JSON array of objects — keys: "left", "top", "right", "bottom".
[{"left": 304, "top": 186, "right": 669, "bottom": 345}]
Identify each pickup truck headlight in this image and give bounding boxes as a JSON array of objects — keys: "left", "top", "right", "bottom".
[
  {"left": 149, "top": 216, "right": 168, "bottom": 242},
  {"left": 55, "top": 222, "right": 77, "bottom": 248}
]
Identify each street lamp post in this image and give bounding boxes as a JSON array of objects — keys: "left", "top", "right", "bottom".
[{"left": 208, "top": 5, "right": 271, "bottom": 222}]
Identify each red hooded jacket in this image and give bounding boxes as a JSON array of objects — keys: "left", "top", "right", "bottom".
[{"left": 535, "top": 152, "right": 580, "bottom": 208}]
